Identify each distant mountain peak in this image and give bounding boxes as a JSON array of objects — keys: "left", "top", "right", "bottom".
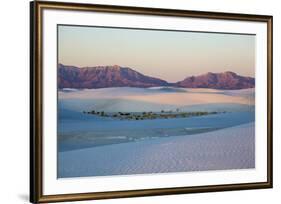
[
  {"left": 177, "top": 71, "right": 254, "bottom": 90},
  {"left": 222, "top": 71, "right": 237, "bottom": 76},
  {"left": 224, "top": 71, "right": 235, "bottom": 74},
  {"left": 112, "top": 64, "right": 121, "bottom": 68}
]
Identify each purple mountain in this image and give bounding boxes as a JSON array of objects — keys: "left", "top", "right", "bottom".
[
  {"left": 58, "top": 64, "right": 169, "bottom": 89},
  {"left": 58, "top": 64, "right": 254, "bottom": 90},
  {"left": 176, "top": 71, "right": 255, "bottom": 90}
]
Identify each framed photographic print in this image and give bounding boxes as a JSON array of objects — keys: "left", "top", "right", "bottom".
[{"left": 30, "top": 1, "right": 273, "bottom": 203}]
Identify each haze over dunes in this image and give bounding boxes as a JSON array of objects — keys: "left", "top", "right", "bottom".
[{"left": 58, "top": 64, "right": 255, "bottom": 90}]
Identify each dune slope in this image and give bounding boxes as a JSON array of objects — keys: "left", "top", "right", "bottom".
[{"left": 59, "top": 123, "right": 255, "bottom": 178}]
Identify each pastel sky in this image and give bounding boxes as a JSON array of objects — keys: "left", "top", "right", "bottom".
[{"left": 58, "top": 25, "right": 255, "bottom": 82}]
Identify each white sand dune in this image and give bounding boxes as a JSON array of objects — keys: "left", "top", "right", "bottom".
[
  {"left": 58, "top": 87, "right": 254, "bottom": 112},
  {"left": 127, "top": 92, "right": 251, "bottom": 106},
  {"left": 128, "top": 88, "right": 254, "bottom": 106},
  {"left": 58, "top": 122, "right": 255, "bottom": 178}
]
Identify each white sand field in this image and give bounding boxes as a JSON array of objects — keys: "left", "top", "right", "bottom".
[
  {"left": 58, "top": 87, "right": 255, "bottom": 178},
  {"left": 58, "top": 122, "right": 255, "bottom": 178}
]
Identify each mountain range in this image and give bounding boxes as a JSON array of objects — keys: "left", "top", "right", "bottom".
[{"left": 58, "top": 64, "right": 255, "bottom": 90}]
